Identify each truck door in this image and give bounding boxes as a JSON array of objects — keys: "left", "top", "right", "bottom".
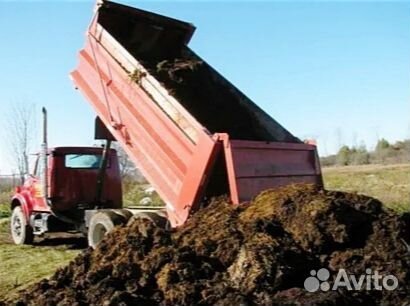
[{"left": 26, "top": 155, "right": 49, "bottom": 212}]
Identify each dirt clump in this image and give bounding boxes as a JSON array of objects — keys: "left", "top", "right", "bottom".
[{"left": 7, "top": 184, "right": 410, "bottom": 306}]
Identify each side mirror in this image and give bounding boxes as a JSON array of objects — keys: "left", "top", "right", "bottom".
[{"left": 95, "top": 117, "right": 116, "bottom": 141}]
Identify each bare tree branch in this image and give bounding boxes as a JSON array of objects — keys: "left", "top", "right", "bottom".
[
  {"left": 111, "top": 142, "right": 140, "bottom": 181},
  {"left": 3, "top": 102, "right": 36, "bottom": 184}
]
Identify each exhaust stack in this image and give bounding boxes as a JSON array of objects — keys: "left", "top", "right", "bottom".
[{"left": 41, "top": 107, "right": 49, "bottom": 204}]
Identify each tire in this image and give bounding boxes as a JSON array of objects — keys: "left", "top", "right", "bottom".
[
  {"left": 112, "top": 209, "right": 133, "bottom": 222},
  {"left": 128, "top": 212, "right": 167, "bottom": 226},
  {"left": 87, "top": 211, "right": 127, "bottom": 249},
  {"left": 128, "top": 211, "right": 168, "bottom": 236},
  {"left": 10, "top": 206, "right": 34, "bottom": 245}
]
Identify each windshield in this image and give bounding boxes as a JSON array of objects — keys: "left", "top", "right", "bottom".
[{"left": 64, "top": 154, "right": 104, "bottom": 169}]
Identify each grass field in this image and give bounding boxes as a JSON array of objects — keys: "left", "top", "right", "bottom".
[
  {"left": 0, "top": 219, "right": 81, "bottom": 300},
  {"left": 0, "top": 191, "right": 81, "bottom": 300},
  {"left": 323, "top": 163, "right": 410, "bottom": 212},
  {"left": 0, "top": 163, "right": 408, "bottom": 300}
]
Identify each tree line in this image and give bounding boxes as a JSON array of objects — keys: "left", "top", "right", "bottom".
[{"left": 321, "top": 139, "right": 410, "bottom": 167}]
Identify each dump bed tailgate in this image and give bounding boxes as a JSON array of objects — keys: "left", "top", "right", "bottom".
[{"left": 220, "top": 137, "right": 322, "bottom": 203}]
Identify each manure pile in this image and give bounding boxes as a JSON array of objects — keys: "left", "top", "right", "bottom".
[{"left": 9, "top": 185, "right": 410, "bottom": 305}]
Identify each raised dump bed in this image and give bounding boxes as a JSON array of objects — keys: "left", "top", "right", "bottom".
[{"left": 71, "top": 0, "right": 322, "bottom": 226}]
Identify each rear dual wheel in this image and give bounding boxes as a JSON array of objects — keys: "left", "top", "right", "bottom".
[
  {"left": 87, "top": 210, "right": 167, "bottom": 249},
  {"left": 87, "top": 210, "right": 130, "bottom": 249}
]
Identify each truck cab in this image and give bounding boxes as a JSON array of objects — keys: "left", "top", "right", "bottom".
[{"left": 10, "top": 146, "right": 122, "bottom": 244}]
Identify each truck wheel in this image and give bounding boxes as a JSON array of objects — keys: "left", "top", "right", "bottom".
[
  {"left": 10, "top": 206, "right": 34, "bottom": 245},
  {"left": 88, "top": 211, "right": 127, "bottom": 249},
  {"left": 112, "top": 209, "right": 133, "bottom": 221},
  {"left": 128, "top": 212, "right": 168, "bottom": 236}
]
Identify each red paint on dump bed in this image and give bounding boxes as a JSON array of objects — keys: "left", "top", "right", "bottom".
[
  {"left": 219, "top": 134, "right": 322, "bottom": 204},
  {"left": 71, "top": 1, "right": 322, "bottom": 226}
]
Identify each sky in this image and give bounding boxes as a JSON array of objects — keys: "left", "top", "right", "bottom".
[{"left": 0, "top": 0, "right": 409, "bottom": 174}]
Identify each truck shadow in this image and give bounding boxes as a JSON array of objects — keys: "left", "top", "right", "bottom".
[{"left": 35, "top": 235, "right": 88, "bottom": 250}]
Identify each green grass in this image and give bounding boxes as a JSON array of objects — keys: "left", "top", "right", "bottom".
[
  {"left": 0, "top": 219, "right": 80, "bottom": 301},
  {"left": 323, "top": 163, "right": 410, "bottom": 212},
  {"left": 0, "top": 191, "right": 11, "bottom": 218},
  {"left": 0, "top": 204, "right": 10, "bottom": 219},
  {"left": 123, "top": 183, "right": 164, "bottom": 207}
]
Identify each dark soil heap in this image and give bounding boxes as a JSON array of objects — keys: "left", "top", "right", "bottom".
[{"left": 10, "top": 185, "right": 410, "bottom": 305}]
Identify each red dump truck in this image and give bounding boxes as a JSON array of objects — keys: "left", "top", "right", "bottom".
[{"left": 10, "top": 0, "right": 322, "bottom": 247}]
